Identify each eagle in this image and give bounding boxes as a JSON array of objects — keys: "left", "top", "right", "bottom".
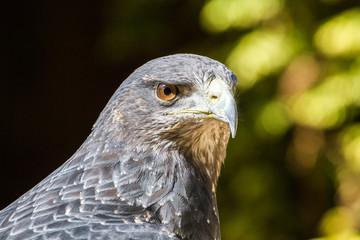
[{"left": 0, "top": 54, "right": 238, "bottom": 240}]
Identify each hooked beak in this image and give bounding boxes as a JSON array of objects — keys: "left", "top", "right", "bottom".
[
  {"left": 169, "top": 78, "right": 238, "bottom": 138},
  {"left": 209, "top": 81, "right": 238, "bottom": 138}
]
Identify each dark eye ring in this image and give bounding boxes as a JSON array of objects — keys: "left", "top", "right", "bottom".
[{"left": 156, "top": 83, "right": 180, "bottom": 101}]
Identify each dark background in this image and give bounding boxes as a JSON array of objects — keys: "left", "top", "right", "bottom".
[
  {"left": 1, "top": 0, "right": 208, "bottom": 205},
  {"left": 1, "top": 1, "right": 360, "bottom": 239}
]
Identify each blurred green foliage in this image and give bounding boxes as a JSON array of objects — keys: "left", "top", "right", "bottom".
[{"left": 100, "top": 0, "right": 360, "bottom": 239}]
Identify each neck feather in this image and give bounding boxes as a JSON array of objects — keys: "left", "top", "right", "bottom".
[{"left": 162, "top": 118, "right": 230, "bottom": 184}]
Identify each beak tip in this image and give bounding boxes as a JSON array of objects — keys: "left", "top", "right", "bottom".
[{"left": 230, "top": 119, "right": 238, "bottom": 139}]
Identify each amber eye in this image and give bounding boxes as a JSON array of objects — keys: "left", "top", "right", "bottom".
[{"left": 156, "top": 83, "right": 180, "bottom": 101}]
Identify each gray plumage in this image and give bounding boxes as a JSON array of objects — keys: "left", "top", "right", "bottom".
[{"left": 0, "top": 54, "right": 238, "bottom": 240}]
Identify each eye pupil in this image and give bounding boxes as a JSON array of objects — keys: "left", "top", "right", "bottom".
[{"left": 164, "top": 87, "right": 172, "bottom": 96}]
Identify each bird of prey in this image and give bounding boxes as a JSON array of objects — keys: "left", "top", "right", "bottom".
[{"left": 0, "top": 54, "right": 238, "bottom": 240}]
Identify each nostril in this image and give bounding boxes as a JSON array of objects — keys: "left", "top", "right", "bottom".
[{"left": 210, "top": 95, "right": 219, "bottom": 104}]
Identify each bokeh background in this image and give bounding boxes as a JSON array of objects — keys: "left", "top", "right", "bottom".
[{"left": 1, "top": 1, "right": 360, "bottom": 239}]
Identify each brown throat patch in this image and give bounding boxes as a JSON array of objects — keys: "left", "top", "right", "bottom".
[{"left": 162, "top": 118, "right": 230, "bottom": 184}]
